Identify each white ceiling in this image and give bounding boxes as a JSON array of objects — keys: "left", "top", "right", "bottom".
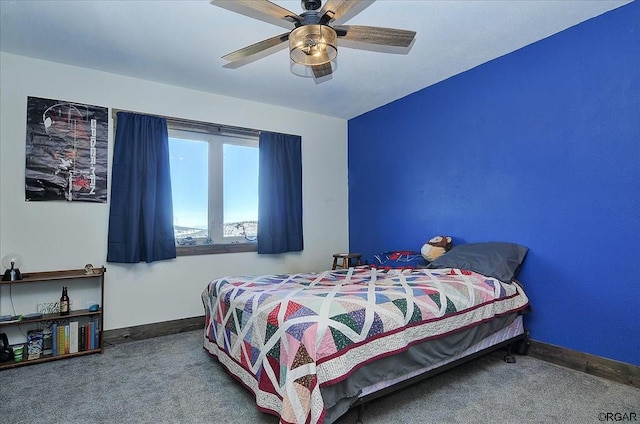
[{"left": 0, "top": 0, "right": 632, "bottom": 120}]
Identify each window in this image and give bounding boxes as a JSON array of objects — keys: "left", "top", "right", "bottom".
[{"left": 168, "top": 125, "right": 259, "bottom": 255}]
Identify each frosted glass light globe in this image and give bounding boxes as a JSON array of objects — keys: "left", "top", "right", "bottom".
[{"left": 2, "top": 253, "right": 24, "bottom": 281}]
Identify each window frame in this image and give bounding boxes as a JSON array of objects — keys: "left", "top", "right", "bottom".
[{"left": 167, "top": 125, "right": 259, "bottom": 256}]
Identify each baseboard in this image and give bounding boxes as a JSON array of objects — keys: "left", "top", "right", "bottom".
[
  {"left": 103, "top": 315, "right": 205, "bottom": 345},
  {"left": 529, "top": 340, "right": 639, "bottom": 388}
]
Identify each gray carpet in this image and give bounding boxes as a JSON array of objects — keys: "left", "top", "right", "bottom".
[{"left": 1, "top": 330, "right": 638, "bottom": 424}]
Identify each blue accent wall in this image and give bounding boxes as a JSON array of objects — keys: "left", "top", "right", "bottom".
[{"left": 348, "top": 2, "right": 639, "bottom": 365}]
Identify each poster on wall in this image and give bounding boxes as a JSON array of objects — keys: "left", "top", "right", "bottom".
[{"left": 25, "top": 96, "right": 109, "bottom": 202}]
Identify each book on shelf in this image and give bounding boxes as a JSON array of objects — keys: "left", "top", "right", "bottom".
[
  {"left": 69, "top": 321, "right": 79, "bottom": 354},
  {"left": 57, "top": 325, "right": 66, "bottom": 355},
  {"left": 64, "top": 324, "right": 70, "bottom": 354},
  {"left": 93, "top": 316, "right": 100, "bottom": 349},
  {"left": 85, "top": 322, "right": 93, "bottom": 350},
  {"left": 79, "top": 325, "right": 86, "bottom": 352},
  {"left": 52, "top": 323, "right": 58, "bottom": 356}
]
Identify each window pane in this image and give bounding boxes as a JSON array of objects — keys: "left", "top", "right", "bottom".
[
  {"left": 169, "top": 138, "right": 209, "bottom": 241},
  {"left": 223, "top": 143, "right": 258, "bottom": 239}
]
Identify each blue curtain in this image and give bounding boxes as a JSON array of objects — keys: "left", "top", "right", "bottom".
[
  {"left": 257, "top": 131, "right": 303, "bottom": 254},
  {"left": 107, "top": 112, "right": 176, "bottom": 263}
]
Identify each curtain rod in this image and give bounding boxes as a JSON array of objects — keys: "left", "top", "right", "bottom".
[{"left": 111, "top": 108, "right": 260, "bottom": 139}]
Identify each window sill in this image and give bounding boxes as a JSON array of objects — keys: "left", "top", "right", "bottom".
[{"left": 176, "top": 243, "right": 257, "bottom": 256}]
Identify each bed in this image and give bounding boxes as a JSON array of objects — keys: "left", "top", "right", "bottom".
[{"left": 202, "top": 242, "right": 531, "bottom": 424}]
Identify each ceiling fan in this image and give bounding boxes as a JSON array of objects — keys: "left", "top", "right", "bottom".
[{"left": 211, "top": 0, "right": 416, "bottom": 78}]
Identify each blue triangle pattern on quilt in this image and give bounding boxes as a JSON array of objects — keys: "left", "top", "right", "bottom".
[
  {"left": 375, "top": 293, "right": 392, "bottom": 303},
  {"left": 251, "top": 345, "right": 261, "bottom": 366},
  {"left": 286, "top": 321, "right": 316, "bottom": 341},
  {"left": 288, "top": 304, "right": 318, "bottom": 320},
  {"left": 366, "top": 312, "right": 384, "bottom": 338}
]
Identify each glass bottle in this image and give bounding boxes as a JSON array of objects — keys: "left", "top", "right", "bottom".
[{"left": 60, "top": 286, "right": 69, "bottom": 316}]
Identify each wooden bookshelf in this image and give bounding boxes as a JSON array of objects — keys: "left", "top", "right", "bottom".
[{"left": 0, "top": 266, "right": 105, "bottom": 370}]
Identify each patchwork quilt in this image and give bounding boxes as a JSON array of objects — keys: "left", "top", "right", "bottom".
[{"left": 202, "top": 267, "right": 529, "bottom": 424}]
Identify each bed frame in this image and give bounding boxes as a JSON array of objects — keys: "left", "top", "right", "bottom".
[{"left": 350, "top": 329, "right": 529, "bottom": 423}]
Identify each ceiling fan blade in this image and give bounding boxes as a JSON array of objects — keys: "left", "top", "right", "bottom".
[
  {"left": 319, "top": 0, "right": 363, "bottom": 23},
  {"left": 222, "top": 32, "right": 290, "bottom": 62},
  {"left": 334, "top": 25, "right": 416, "bottom": 47},
  {"left": 311, "top": 62, "right": 333, "bottom": 78},
  {"left": 211, "top": 0, "right": 302, "bottom": 25}
]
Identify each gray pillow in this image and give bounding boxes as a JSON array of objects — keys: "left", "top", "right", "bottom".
[{"left": 427, "top": 242, "right": 528, "bottom": 283}]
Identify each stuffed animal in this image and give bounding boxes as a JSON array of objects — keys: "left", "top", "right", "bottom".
[{"left": 421, "top": 235, "right": 452, "bottom": 262}]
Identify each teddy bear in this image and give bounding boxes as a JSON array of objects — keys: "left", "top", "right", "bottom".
[{"left": 421, "top": 235, "right": 452, "bottom": 262}]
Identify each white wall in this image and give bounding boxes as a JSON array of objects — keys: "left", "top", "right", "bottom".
[{"left": 0, "top": 52, "right": 349, "bottom": 331}]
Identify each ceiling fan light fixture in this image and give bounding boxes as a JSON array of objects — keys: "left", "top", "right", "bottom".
[{"left": 289, "top": 25, "right": 337, "bottom": 66}]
